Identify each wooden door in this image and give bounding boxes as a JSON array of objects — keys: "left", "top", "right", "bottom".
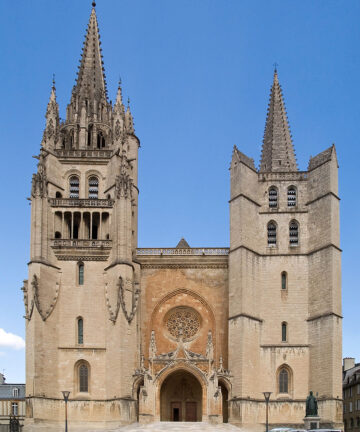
[
  {"left": 185, "top": 401, "right": 197, "bottom": 421},
  {"left": 171, "top": 402, "right": 181, "bottom": 421}
]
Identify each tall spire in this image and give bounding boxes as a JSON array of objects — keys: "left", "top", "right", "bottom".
[
  {"left": 259, "top": 70, "right": 298, "bottom": 172},
  {"left": 72, "top": 5, "right": 107, "bottom": 104}
]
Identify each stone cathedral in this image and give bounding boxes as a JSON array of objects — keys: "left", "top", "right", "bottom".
[{"left": 22, "top": 3, "right": 343, "bottom": 431}]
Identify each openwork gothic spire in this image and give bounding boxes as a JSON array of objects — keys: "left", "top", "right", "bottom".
[
  {"left": 72, "top": 6, "right": 108, "bottom": 105},
  {"left": 259, "top": 70, "right": 298, "bottom": 172}
]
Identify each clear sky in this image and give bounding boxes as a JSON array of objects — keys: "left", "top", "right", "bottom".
[{"left": 0, "top": 0, "right": 359, "bottom": 382}]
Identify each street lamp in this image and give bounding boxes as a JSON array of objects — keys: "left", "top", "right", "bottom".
[
  {"left": 61, "top": 391, "right": 70, "bottom": 432},
  {"left": 263, "top": 391, "right": 272, "bottom": 432}
]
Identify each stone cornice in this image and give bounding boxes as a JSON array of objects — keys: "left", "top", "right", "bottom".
[
  {"left": 306, "top": 191, "right": 340, "bottom": 206},
  {"left": 229, "top": 243, "right": 342, "bottom": 257},
  {"left": 229, "top": 193, "right": 261, "bottom": 206},
  {"left": 307, "top": 312, "right": 343, "bottom": 322},
  {"left": 228, "top": 313, "right": 263, "bottom": 323}
]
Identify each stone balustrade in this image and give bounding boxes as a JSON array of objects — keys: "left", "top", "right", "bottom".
[
  {"left": 49, "top": 198, "right": 114, "bottom": 208},
  {"left": 51, "top": 239, "right": 112, "bottom": 248},
  {"left": 55, "top": 149, "right": 112, "bottom": 158},
  {"left": 136, "top": 248, "right": 229, "bottom": 256}
]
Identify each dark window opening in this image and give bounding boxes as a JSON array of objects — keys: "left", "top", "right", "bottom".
[
  {"left": 73, "top": 224, "right": 79, "bottom": 239},
  {"left": 92, "top": 225, "right": 98, "bottom": 240},
  {"left": 78, "top": 318, "right": 83, "bottom": 344},
  {"left": 78, "top": 264, "right": 84, "bottom": 285},
  {"left": 282, "top": 322, "right": 287, "bottom": 342},
  {"left": 281, "top": 272, "right": 287, "bottom": 290},
  {"left": 56, "top": 191, "right": 62, "bottom": 198},
  {"left": 55, "top": 231, "right": 61, "bottom": 239}
]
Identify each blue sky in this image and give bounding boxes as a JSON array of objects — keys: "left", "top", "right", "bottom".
[{"left": 0, "top": 0, "right": 359, "bottom": 382}]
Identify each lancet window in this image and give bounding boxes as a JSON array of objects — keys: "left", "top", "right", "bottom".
[
  {"left": 69, "top": 176, "right": 80, "bottom": 198},
  {"left": 289, "top": 220, "right": 299, "bottom": 246},
  {"left": 279, "top": 368, "right": 289, "bottom": 393},
  {"left": 287, "top": 186, "right": 297, "bottom": 207},
  {"left": 267, "top": 222, "right": 277, "bottom": 246},
  {"left": 88, "top": 177, "right": 99, "bottom": 199},
  {"left": 77, "top": 318, "right": 83, "bottom": 345},
  {"left": 268, "top": 187, "right": 278, "bottom": 208},
  {"left": 281, "top": 272, "right": 287, "bottom": 290},
  {"left": 79, "top": 363, "right": 89, "bottom": 392},
  {"left": 282, "top": 322, "right": 287, "bottom": 342}
]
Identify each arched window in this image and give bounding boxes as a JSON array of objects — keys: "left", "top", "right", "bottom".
[
  {"left": 12, "top": 387, "right": 19, "bottom": 398},
  {"left": 78, "top": 263, "right": 84, "bottom": 285},
  {"left": 77, "top": 318, "right": 83, "bottom": 345},
  {"left": 289, "top": 220, "right": 299, "bottom": 246},
  {"left": 267, "top": 222, "right": 277, "bottom": 246},
  {"left": 287, "top": 186, "right": 297, "bottom": 207},
  {"left": 55, "top": 191, "right": 62, "bottom": 198},
  {"left": 79, "top": 363, "right": 89, "bottom": 392},
  {"left": 279, "top": 368, "right": 289, "bottom": 393},
  {"left": 88, "top": 124, "right": 93, "bottom": 147},
  {"left": 88, "top": 177, "right": 99, "bottom": 199},
  {"left": 268, "top": 187, "right": 278, "bottom": 208},
  {"left": 69, "top": 176, "right": 79, "bottom": 198},
  {"left": 282, "top": 322, "right": 287, "bottom": 342},
  {"left": 281, "top": 272, "right": 287, "bottom": 290}
]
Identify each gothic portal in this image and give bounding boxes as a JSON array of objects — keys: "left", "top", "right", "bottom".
[{"left": 23, "top": 3, "right": 343, "bottom": 431}]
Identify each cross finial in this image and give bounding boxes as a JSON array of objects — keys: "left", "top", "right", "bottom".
[
  {"left": 52, "top": 74, "right": 56, "bottom": 90},
  {"left": 92, "top": 1, "right": 96, "bottom": 8},
  {"left": 273, "top": 62, "right": 279, "bottom": 73}
]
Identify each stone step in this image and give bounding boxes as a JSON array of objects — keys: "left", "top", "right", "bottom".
[{"left": 108, "top": 422, "right": 242, "bottom": 432}]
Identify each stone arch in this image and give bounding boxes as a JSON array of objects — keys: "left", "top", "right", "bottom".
[{"left": 156, "top": 364, "right": 207, "bottom": 421}]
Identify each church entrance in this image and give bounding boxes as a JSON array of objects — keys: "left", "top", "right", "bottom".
[{"left": 160, "top": 370, "right": 202, "bottom": 421}]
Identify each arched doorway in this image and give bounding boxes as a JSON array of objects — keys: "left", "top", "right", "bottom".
[
  {"left": 160, "top": 370, "right": 202, "bottom": 422},
  {"left": 219, "top": 381, "right": 229, "bottom": 423}
]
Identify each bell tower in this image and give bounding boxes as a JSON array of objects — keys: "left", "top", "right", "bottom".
[{"left": 23, "top": 3, "right": 141, "bottom": 430}]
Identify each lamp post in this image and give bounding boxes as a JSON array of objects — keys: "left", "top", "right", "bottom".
[
  {"left": 263, "top": 391, "right": 272, "bottom": 432},
  {"left": 61, "top": 391, "right": 70, "bottom": 432}
]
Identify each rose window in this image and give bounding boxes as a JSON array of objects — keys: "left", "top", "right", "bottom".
[{"left": 166, "top": 307, "right": 201, "bottom": 341}]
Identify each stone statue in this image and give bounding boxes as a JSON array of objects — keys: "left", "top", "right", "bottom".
[{"left": 305, "top": 391, "right": 318, "bottom": 417}]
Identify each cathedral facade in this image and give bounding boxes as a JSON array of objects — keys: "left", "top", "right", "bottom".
[{"left": 23, "top": 4, "right": 343, "bottom": 431}]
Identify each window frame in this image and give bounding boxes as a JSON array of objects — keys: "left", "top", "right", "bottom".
[
  {"left": 282, "top": 322, "right": 288, "bottom": 342},
  {"left": 268, "top": 186, "right": 278, "bottom": 209},
  {"left": 11, "top": 402, "right": 18, "bottom": 416},
  {"left": 289, "top": 219, "right": 299, "bottom": 247},
  {"left": 69, "top": 175, "right": 80, "bottom": 199},
  {"left": 77, "top": 317, "right": 84, "bottom": 345},
  {"left": 267, "top": 221, "right": 277, "bottom": 247},
  {"left": 88, "top": 176, "right": 99, "bottom": 199},
  {"left": 281, "top": 272, "right": 288, "bottom": 290},
  {"left": 287, "top": 185, "right": 297, "bottom": 207}
]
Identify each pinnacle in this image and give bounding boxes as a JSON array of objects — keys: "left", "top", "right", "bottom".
[{"left": 259, "top": 70, "right": 298, "bottom": 172}]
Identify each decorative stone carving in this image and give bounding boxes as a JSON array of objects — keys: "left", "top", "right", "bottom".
[
  {"left": 31, "top": 151, "right": 47, "bottom": 198},
  {"left": 118, "top": 275, "right": 140, "bottom": 324},
  {"left": 206, "top": 330, "right": 214, "bottom": 361},
  {"left": 115, "top": 150, "right": 133, "bottom": 199},
  {"left": 21, "top": 280, "right": 34, "bottom": 321},
  {"left": 32, "top": 274, "right": 60, "bottom": 321},
  {"left": 114, "top": 119, "right": 122, "bottom": 140},
  {"left": 105, "top": 281, "right": 121, "bottom": 323},
  {"left": 166, "top": 307, "right": 201, "bottom": 341},
  {"left": 149, "top": 330, "right": 157, "bottom": 359}
]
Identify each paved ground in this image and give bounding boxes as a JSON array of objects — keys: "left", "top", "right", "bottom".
[{"left": 104, "top": 422, "right": 242, "bottom": 432}]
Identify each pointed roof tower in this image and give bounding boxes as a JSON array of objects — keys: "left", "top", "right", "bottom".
[
  {"left": 259, "top": 70, "right": 298, "bottom": 172},
  {"left": 72, "top": 2, "right": 107, "bottom": 104}
]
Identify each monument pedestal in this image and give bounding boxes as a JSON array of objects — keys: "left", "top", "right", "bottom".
[{"left": 304, "top": 416, "right": 321, "bottom": 430}]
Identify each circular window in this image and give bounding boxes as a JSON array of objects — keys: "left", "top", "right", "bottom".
[{"left": 165, "top": 307, "right": 201, "bottom": 341}]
